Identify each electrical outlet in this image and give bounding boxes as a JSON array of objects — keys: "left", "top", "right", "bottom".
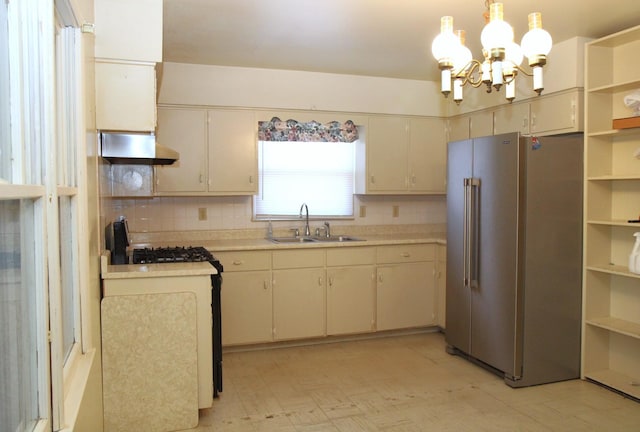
[
  {"left": 392, "top": 205, "right": 400, "bottom": 218},
  {"left": 198, "top": 207, "right": 207, "bottom": 221},
  {"left": 359, "top": 205, "right": 367, "bottom": 218}
]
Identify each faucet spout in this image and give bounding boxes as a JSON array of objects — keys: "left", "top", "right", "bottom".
[{"left": 299, "top": 203, "right": 310, "bottom": 237}]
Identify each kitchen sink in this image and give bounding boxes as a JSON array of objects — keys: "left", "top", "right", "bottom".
[
  {"left": 311, "top": 235, "right": 363, "bottom": 242},
  {"left": 268, "top": 235, "right": 364, "bottom": 243},
  {"left": 269, "top": 237, "right": 317, "bottom": 243}
]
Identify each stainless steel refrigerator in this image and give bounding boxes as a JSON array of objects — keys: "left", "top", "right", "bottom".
[{"left": 445, "top": 132, "right": 583, "bottom": 387}]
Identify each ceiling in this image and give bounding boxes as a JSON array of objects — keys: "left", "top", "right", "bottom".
[{"left": 163, "top": 0, "right": 640, "bottom": 82}]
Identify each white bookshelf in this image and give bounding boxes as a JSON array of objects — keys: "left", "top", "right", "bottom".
[{"left": 583, "top": 24, "right": 640, "bottom": 399}]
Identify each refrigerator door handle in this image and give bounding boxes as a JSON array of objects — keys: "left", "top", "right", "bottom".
[
  {"left": 463, "top": 178, "right": 472, "bottom": 288},
  {"left": 469, "top": 178, "right": 480, "bottom": 289}
]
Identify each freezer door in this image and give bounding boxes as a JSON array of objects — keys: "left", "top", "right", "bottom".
[
  {"left": 445, "top": 139, "right": 473, "bottom": 352},
  {"left": 470, "top": 133, "right": 523, "bottom": 379}
]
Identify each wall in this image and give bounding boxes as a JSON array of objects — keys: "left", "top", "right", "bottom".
[
  {"left": 158, "top": 62, "right": 447, "bottom": 117},
  {"left": 111, "top": 195, "right": 447, "bottom": 237}
]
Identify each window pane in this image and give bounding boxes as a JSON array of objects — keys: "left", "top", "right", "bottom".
[
  {"left": 255, "top": 141, "right": 354, "bottom": 218},
  {"left": 0, "top": 199, "right": 39, "bottom": 431},
  {"left": 0, "top": 1, "right": 11, "bottom": 182},
  {"left": 58, "top": 195, "right": 75, "bottom": 361}
]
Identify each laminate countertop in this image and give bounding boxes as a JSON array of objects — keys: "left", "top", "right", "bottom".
[
  {"left": 133, "top": 233, "right": 446, "bottom": 253},
  {"left": 100, "top": 252, "right": 217, "bottom": 280}
]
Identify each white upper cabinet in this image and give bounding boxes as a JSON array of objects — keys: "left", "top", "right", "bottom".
[
  {"left": 155, "top": 107, "right": 208, "bottom": 193},
  {"left": 208, "top": 109, "right": 258, "bottom": 195},
  {"left": 530, "top": 90, "right": 583, "bottom": 136},
  {"left": 94, "top": 0, "right": 162, "bottom": 131},
  {"left": 468, "top": 110, "right": 494, "bottom": 138},
  {"left": 94, "top": 0, "right": 162, "bottom": 62},
  {"left": 154, "top": 107, "right": 257, "bottom": 196},
  {"left": 95, "top": 62, "right": 157, "bottom": 131},
  {"left": 359, "top": 116, "right": 446, "bottom": 194},
  {"left": 447, "top": 116, "right": 470, "bottom": 142},
  {"left": 493, "top": 102, "right": 530, "bottom": 136}
]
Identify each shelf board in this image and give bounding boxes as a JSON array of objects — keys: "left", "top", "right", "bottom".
[
  {"left": 587, "top": 219, "right": 640, "bottom": 227},
  {"left": 585, "top": 369, "right": 640, "bottom": 400},
  {"left": 587, "top": 175, "right": 640, "bottom": 181},
  {"left": 586, "top": 264, "right": 640, "bottom": 278},
  {"left": 588, "top": 79, "right": 640, "bottom": 94},
  {"left": 586, "top": 317, "right": 640, "bottom": 339},
  {"left": 588, "top": 128, "right": 640, "bottom": 137}
]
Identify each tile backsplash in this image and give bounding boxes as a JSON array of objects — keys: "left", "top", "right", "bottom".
[{"left": 107, "top": 194, "right": 446, "bottom": 234}]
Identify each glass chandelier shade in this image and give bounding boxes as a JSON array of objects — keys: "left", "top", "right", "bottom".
[{"left": 431, "top": 2, "right": 552, "bottom": 104}]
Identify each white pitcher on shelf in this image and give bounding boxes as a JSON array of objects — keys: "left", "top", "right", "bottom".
[{"left": 629, "top": 232, "right": 640, "bottom": 274}]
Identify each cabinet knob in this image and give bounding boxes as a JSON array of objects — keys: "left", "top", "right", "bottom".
[
  {"left": 249, "top": 175, "right": 254, "bottom": 184},
  {"left": 263, "top": 280, "right": 268, "bottom": 290},
  {"left": 401, "top": 252, "right": 410, "bottom": 258},
  {"left": 232, "top": 260, "right": 244, "bottom": 265},
  {"left": 318, "top": 276, "right": 323, "bottom": 286},
  {"left": 370, "top": 175, "right": 375, "bottom": 184}
]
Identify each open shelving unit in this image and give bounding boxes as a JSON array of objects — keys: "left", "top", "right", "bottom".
[{"left": 583, "top": 24, "right": 640, "bottom": 399}]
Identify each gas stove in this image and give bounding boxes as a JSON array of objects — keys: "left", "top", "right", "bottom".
[{"left": 132, "top": 246, "right": 223, "bottom": 273}]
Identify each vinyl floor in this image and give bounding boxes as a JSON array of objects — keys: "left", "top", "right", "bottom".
[{"left": 182, "top": 332, "right": 640, "bottom": 431}]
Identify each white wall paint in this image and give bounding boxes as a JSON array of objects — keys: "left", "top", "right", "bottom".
[
  {"left": 158, "top": 37, "right": 588, "bottom": 117},
  {"left": 158, "top": 63, "right": 447, "bottom": 116},
  {"left": 114, "top": 195, "right": 447, "bottom": 234}
]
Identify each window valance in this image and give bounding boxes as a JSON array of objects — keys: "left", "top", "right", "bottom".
[{"left": 257, "top": 117, "right": 359, "bottom": 142}]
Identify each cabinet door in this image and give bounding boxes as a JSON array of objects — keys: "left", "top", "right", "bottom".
[
  {"left": 448, "top": 116, "right": 470, "bottom": 142},
  {"left": 367, "top": 116, "right": 408, "bottom": 192},
  {"left": 436, "top": 245, "right": 446, "bottom": 328},
  {"left": 208, "top": 110, "right": 257, "bottom": 194},
  {"left": 155, "top": 108, "right": 208, "bottom": 193},
  {"left": 327, "top": 266, "right": 375, "bottom": 335},
  {"left": 272, "top": 268, "right": 325, "bottom": 340},
  {"left": 377, "top": 262, "right": 435, "bottom": 331},
  {"left": 530, "top": 91, "right": 582, "bottom": 136},
  {"left": 493, "top": 103, "right": 530, "bottom": 136},
  {"left": 95, "top": 62, "right": 156, "bottom": 131},
  {"left": 221, "top": 271, "right": 272, "bottom": 345},
  {"left": 409, "top": 118, "right": 446, "bottom": 193},
  {"left": 469, "top": 110, "right": 493, "bottom": 138}
]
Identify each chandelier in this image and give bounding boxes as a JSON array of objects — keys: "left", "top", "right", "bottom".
[{"left": 431, "top": 1, "right": 552, "bottom": 104}]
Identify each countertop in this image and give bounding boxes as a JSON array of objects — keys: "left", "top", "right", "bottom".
[
  {"left": 100, "top": 252, "right": 217, "bottom": 280},
  {"left": 133, "top": 233, "right": 446, "bottom": 253}
]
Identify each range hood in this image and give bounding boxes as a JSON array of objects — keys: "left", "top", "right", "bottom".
[{"left": 100, "top": 131, "right": 179, "bottom": 165}]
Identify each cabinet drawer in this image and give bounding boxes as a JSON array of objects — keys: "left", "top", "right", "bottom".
[
  {"left": 377, "top": 244, "right": 434, "bottom": 264},
  {"left": 326, "top": 247, "right": 376, "bottom": 267},
  {"left": 272, "top": 249, "right": 325, "bottom": 269},
  {"left": 214, "top": 251, "right": 271, "bottom": 272}
]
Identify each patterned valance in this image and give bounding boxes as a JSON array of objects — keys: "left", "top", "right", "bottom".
[{"left": 257, "top": 117, "right": 359, "bottom": 142}]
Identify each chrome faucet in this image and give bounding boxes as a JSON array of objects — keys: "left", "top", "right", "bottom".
[
  {"left": 323, "top": 221, "right": 331, "bottom": 238},
  {"left": 299, "top": 203, "right": 310, "bottom": 237}
]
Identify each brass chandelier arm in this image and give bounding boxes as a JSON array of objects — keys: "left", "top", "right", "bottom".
[{"left": 454, "top": 59, "right": 535, "bottom": 88}]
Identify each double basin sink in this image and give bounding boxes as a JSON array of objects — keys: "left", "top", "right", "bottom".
[{"left": 269, "top": 235, "right": 363, "bottom": 244}]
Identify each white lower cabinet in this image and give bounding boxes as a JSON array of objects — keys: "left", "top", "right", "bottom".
[
  {"left": 326, "top": 247, "right": 376, "bottom": 335},
  {"left": 436, "top": 244, "right": 446, "bottom": 328},
  {"left": 221, "top": 271, "right": 272, "bottom": 345},
  {"left": 376, "top": 245, "right": 436, "bottom": 331},
  {"left": 272, "top": 249, "right": 326, "bottom": 341},
  {"left": 215, "top": 243, "right": 439, "bottom": 345},
  {"left": 216, "top": 251, "right": 272, "bottom": 346}
]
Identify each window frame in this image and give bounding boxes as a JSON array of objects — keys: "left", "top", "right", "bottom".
[{"left": 253, "top": 139, "right": 357, "bottom": 221}]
